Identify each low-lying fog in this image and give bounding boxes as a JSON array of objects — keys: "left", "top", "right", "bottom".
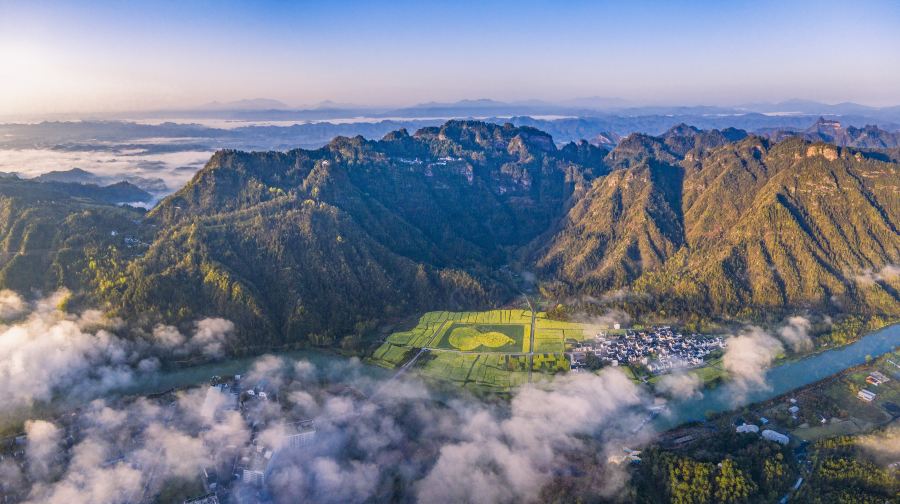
[
  {"left": 0, "top": 148, "right": 212, "bottom": 197},
  {"left": 0, "top": 289, "right": 854, "bottom": 503}
]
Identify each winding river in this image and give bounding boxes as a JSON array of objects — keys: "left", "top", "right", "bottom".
[
  {"left": 657, "top": 323, "right": 899, "bottom": 429},
  {"left": 135, "top": 323, "right": 898, "bottom": 430},
  {"left": 3, "top": 324, "right": 897, "bottom": 434}
]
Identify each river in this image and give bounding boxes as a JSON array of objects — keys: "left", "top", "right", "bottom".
[
  {"left": 656, "top": 323, "right": 899, "bottom": 430},
  {"left": 3, "top": 325, "right": 897, "bottom": 434},
  {"left": 115, "top": 349, "right": 389, "bottom": 397},
  {"left": 137, "top": 323, "right": 898, "bottom": 429}
]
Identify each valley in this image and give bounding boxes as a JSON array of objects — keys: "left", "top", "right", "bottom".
[
  {"left": 5, "top": 3, "right": 900, "bottom": 502},
  {"left": 0, "top": 118, "right": 896, "bottom": 504}
]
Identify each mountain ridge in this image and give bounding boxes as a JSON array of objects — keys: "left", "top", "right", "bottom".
[{"left": 0, "top": 120, "right": 896, "bottom": 350}]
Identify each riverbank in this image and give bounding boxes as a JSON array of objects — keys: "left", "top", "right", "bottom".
[{"left": 655, "top": 322, "right": 900, "bottom": 430}]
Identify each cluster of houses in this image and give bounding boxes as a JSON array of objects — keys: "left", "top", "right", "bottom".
[
  {"left": 865, "top": 370, "right": 891, "bottom": 387},
  {"left": 735, "top": 422, "right": 790, "bottom": 445},
  {"left": 193, "top": 375, "right": 318, "bottom": 503},
  {"left": 858, "top": 371, "right": 891, "bottom": 403},
  {"left": 568, "top": 326, "right": 726, "bottom": 373}
]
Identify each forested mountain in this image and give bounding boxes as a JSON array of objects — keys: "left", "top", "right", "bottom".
[
  {"left": 106, "top": 122, "right": 607, "bottom": 349},
  {"left": 0, "top": 120, "right": 896, "bottom": 350},
  {"left": 539, "top": 129, "right": 899, "bottom": 319},
  {"left": 0, "top": 177, "right": 147, "bottom": 293}
]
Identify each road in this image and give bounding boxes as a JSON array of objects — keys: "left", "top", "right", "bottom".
[
  {"left": 368, "top": 346, "right": 430, "bottom": 402},
  {"left": 397, "top": 347, "right": 428, "bottom": 375},
  {"left": 523, "top": 294, "right": 536, "bottom": 383}
]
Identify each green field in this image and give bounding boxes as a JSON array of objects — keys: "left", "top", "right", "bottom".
[
  {"left": 368, "top": 342, "right": 413, "bottom": 368},
  {"left": 417, "top": 352, "right": 532, "bottom": 391},
  {"left": 384, "top": 309, "right": 534, "bottom": 349},
  {"left": 437, "top": 323, "right": 524, "bottom": 352},
  {"left": 370, "top": 309, "right": 584, "bottom": 391},
  {"left": 535, "top": 316, "right": 590, "bottom": 352},
  {"left": 371, "top": 309, "right": 738, "bottom": 394}
]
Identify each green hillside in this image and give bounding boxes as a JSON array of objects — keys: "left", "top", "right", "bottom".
[
  {"left": 0, "top": 120, "right": 895, "bottom": 352},
  {"left": 537, "top": 129, "right": 900, "bottom": 320}
]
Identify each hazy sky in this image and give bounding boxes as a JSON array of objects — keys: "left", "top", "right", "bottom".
[{"left": 2, "top": 0, "right": 900, "bottom": 115}]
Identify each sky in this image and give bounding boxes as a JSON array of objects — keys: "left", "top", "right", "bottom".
[{"left": 2, "top": 0, "right": 900, "bottom": 116}]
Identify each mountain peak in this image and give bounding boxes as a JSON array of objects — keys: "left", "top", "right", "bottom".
[
  {"left": 812, "top": 116, "right": 842, "bottom": 127},
  {"left": 663, "top": 123, "right": 702, "bottom": 138}
]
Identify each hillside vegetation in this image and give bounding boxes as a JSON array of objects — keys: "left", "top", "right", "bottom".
[
  {"left": 0, "top": 120, "right": 896, "bottom": 350},
  {"left": 539, "top": 128, "right": 899, "bottom": 319}
]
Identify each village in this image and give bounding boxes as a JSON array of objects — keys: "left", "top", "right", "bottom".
[
  {"left": 567, "top": 325, "right": 726, "bottom": 373},
  {"left": 187, "top": 375, "right": 319, "bottom": 503},
  {"left": 0, "top": 374, "right": 319, "bottom": 504}
]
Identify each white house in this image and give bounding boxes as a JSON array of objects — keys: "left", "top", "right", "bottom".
[{"left": 762, "top": 429, "right": 789, "bottom": 445}]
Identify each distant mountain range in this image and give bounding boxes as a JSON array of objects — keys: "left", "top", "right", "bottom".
[
  {"left": 195, "top": 98, "right": 291, "bottom": 110},
  {"left": 32, "top": 97, "right": 897, "bottom": 128},
  {"left": 759, "top": 117, "right": 900, "bottom": 148},
  {"left": 32, "top": 167, "right": 168, "bottom": 193},
  {"left": 4, "top": 116, "right": 900, "bottom": 157}
]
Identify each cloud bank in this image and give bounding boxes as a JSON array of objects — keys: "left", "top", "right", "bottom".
[
  {"left": 6, "top": 353, "right": 655, "bottom": 504},
  {"left": 0, "top": 289, "right": 234, "bottom": 410}
]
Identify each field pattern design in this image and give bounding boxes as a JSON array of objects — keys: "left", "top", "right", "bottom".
[
  {"left": 370, "top": 309, "right": 588, "bottom": 392},
  {"left": 439, "top": 323, "right": 524, "bottom": 352}
]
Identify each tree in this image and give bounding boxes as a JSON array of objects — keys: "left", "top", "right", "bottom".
[
  {"left": 714, "top": 458, "right": 756, "bottom": 503},
  {"left": 583, "top": 351, "right": 606, "bottom": 370},
  {"left": 667, "top": 457, "right": 713, "bottom": 504}
]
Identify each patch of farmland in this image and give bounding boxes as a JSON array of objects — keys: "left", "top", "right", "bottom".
[
  {"left": 533, "top": 328, "right": 565, "bottom": 353},
  {"left": 417, "top": 352, "right": 532, "bottom": 392},
  {"left": 372, "top": 309, "right": 590, "bottom": 391},
  {"left": 535, "top": 315, "right": 589, "bottom": 341},
  {"left": 531, "top": 353, "right": 570, "bottom": 373},
  {"left": 369, "top": 343, "right": 412, "bottom": 368},
  {"left": 418, "top": 352, "right": 478, "bottom": 384},
  {"left": 437, "top": 323, "right": 524, "bottom": 352}
]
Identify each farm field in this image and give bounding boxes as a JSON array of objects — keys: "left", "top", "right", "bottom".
[
  {"left": 370, "top": 309, "right": 590, "bottom": 391},
  {"left": 436, "top": 323, "right": 524, "bottom": 352},
  {"left": 384, "top": 309, "right": 533, "bottom": 350},
  {"left": 417, "top": 352, "right": 532, "bottom": 392},
  {"left": 647, "top": 355, "right": 727, "bottom": 388},
  {"left": 533, "top": 316, "right": 587, "bottom": 353}
]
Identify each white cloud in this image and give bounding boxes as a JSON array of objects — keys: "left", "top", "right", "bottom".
[
  {"left": 778, "top": 316, "right": 813, "bottom": 352},
  {"left": 856, "top": 426, "right": 900, "bottom": 465},
  {"left": 24, "top": 420, "right": 63, "bottom": 481},
  {"left": 151, "top": 324, "right": 185, "bottom": 348},
  {"left": 0, "top": 289, "right": 27, "bottom": 320},
  {"left": 11, "top": 355, "right": 656, "bottom": 503},
  {"left": 0, "top": 296, "right": 135, "bottom": 407},
  {"left": 0, "top": 147, "right": 210, "bottom": 195},
  {"left": 723, "top": 327, "right": 784, "bottom": 404},
  {"left": 191, "top": 318, "right": 234, "bottom": 358},
  {"left": 854, "top": 263, "right": 900, "bottom": 286},
  {"left": 0, "top": 290, "right": 235, "bottom": 409},
  {"left": 656, "top": 372, "right": 703, "bottom": 400},
  {"left": 416, "top": 369, "right": 647, "bottom": 503}
]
